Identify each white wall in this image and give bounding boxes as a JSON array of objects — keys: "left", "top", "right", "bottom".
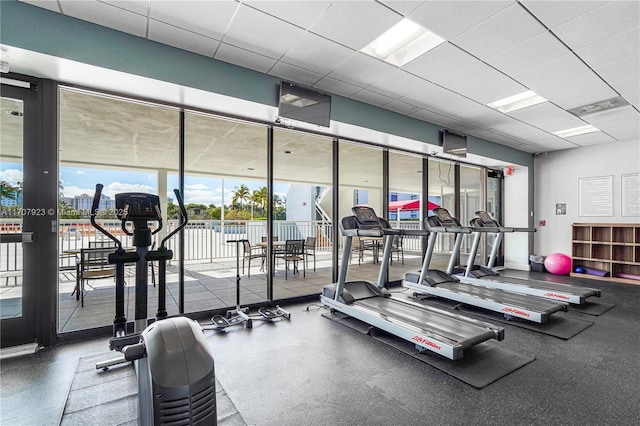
[
  {"left": 503, "top": 166, "right": 531, "bottom": 270},
  {"left": 534, "top": 139, "right": 640, "bottom": 255}
]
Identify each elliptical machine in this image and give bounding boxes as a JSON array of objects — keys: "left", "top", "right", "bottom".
[{"left": 91, "top": 184, "right": 216, "bottom": 426}]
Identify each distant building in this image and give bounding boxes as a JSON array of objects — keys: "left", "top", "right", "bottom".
[
  {"left": 0, "top": 192, "right": 23, "bottom": 207},
  {"left": 72, "top": 194, "right": 114, "bottom": 212}
]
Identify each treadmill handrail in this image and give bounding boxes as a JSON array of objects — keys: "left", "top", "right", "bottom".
[{"left": 425, "top": 225, "right": 471, "bottom": 234}]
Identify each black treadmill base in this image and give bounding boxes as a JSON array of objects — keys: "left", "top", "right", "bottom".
[{"left": 321, "top": 310, "right": 534, "bottom": 388}]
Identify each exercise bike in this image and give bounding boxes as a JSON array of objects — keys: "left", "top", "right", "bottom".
[{"left": 90, "top": 184, "right": 216, "bottom": 426}]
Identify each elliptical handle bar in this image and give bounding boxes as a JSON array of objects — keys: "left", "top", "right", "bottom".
[
  {"left": 91, "top": 184, "right": 123, "bottom": 250},
  {"left": 159, "top": 189, "right": 189, "bottom": 249}
]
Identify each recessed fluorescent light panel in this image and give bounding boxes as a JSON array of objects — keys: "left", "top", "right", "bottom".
[
  {"left": 553, "top": 125, "right": 599, "bottom": 138},
  {"left": 487, "top": 90, "right": 546, "bottom": 113},
  {"left": 361, "top": 19, "right": 445, "bottom": 66}
]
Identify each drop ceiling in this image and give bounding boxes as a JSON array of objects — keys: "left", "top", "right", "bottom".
[{"left": 9, "top": 0, "right": 640, "bottom": 154}]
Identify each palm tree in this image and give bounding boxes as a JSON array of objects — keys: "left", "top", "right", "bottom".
[
  {"left": 250, "top": 186, "right": 268, "bottom": 216},
  {"left": 0, "top": 181, "right": 17, "bottom": 200},
  {"left": 231, "top": 184, "right": 250, "bottom": 210}
]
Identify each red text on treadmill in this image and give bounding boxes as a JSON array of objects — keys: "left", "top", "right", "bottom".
[
  {"left": 412, "top": 336, "right": 441, "bottom": 351},
  {"left": 501, "top": 307, "right": 530, "bottom": 317},
  {"left": 544, "top": 292, "right": 570, "bottom": 300}
]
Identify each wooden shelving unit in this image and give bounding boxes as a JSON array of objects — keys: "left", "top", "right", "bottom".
[{"left": 571, "top": 223, "right": 640, "bottom": 285}]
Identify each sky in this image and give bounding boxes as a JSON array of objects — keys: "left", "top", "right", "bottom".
[{"left": 1, "top": 162, "right": 289, "bottom": 207}]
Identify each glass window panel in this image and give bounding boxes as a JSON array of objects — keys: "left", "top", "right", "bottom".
[
  {"left": 1, "top": 97, "right": 24, "bottom": 319},
  {"left": 339, "top": 141, "right": 382, "bottom": 283},
  {"left": 272, "top": 128, "right": 333, "bottom": 297},
  {"left": 427, "top": 158, "right": 456, "bottom": 271},
  {"left": 58, "top": 87, "right": 180, "bottom": 333},
  {"left": 184, "top": 112, "right": 268, "bottom": 310},
  {"left": 388, "top": 151, "right": 423, "bottom": 282}
]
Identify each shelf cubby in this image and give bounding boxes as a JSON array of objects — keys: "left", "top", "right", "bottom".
[{"left": 571, "top": 223, "right": 640, "bottom": 286}]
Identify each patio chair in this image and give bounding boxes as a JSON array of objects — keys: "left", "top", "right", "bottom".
[
  {"left": 242, "top": 240, "right": 266, "bottom": 277},
  {"left": 276, "top": 239, "right": 305, "bottom": 280},
  {"left": 76, "top": 247, "right": 117, "bottom": 307},
  {"left": 390, "top": 235, "right": 404, "bottom": 265},
  {"left": 304, "top": 236, "right": 317, "bottom": 271}
]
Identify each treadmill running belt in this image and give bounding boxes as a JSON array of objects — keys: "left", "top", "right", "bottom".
[{"left": 356, "top": 297, "right": 496, "bottom": 348}]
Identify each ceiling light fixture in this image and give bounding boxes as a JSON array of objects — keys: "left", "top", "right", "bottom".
[
  {"left": 566, "top": 96, "right": 629, "bottom": 117},
  {"left": 486, "top": 90, "right": 547, "bottom": 113},
  {"left": 553, "top": 125, "right": 599, "bottom": 138},
  {"left": 361, "top": 18, "right": 445, "bottom": 67}
]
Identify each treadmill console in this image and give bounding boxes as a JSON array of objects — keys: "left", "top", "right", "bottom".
[
  {"left": 352, "top": 206, "right": 383, "bottom": 230},
  {"left": 429, "top": 208, "right": 461, "bottom": 227},
  {"left": 115, "top": 193, "right": 162, "bottom": 221},
  {"left": 474, "top": 211, "right": 499, "bottom": 227}
]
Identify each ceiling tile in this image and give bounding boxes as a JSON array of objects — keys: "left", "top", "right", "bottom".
[
  {"left": 349, "top": 89, "right": 395, "bottom": 107},
  {"left": 269, "top": 62, "right": 323, "bottom": 87},
  {"left": 59, "top": 0, "right": 147, "bottom": 37},
  {"left": 409, "top": 108, "right": 449, "bottom": 124},
  {"left": 535, "top": 71, "right": 619, "bottom": 110},
  {"left": 309, "top": 2, "right": 402, "bottom": 50},
  {"left": 408, "top": 1, "right": 513, "bottom": 39},
  {"left": 452, "top": 3, "right": 546, "bottom": 58},
  {"left": 438, "top": 61, "right": 512, "bottom": 96},
  {"left": 595, "top": 118, "right": 640, "bottom": 141},
  {"left": 514, "top": 53, "right": 589, "bottom": 90},
  {"left": 245, "top": 1, "right": 331, "bottom": 29},
  {"left": 383, "top": 100, "right": 422, "bottom": 116},
  {"left": 465, "top": 78, "right": 528, "bottom": 105},
  {"left": 507, "top": 102, "right": 585, "bottom": 132},
  {"left": 280, "top": 32, "right": 355, "bottom": 75},
  {"left": 582, "top": 105, "right": 639, "bottom": 126},
  {"left": 379, "top": 1, "right": 425, "bottom": 17},
  {"left": 403, "top": 42, "right": 479, "bottom": 82},
  {"left": 214, "top": 43, "right": 277, "bottom": 74},
  {"left": 612, "top": 77, "right": 640, "bottom": 108},
  {"left": 19, "top": 0, "right": 61, "bottom": 13},
  {"left": 485, "top": 31, "right": 569, "bottom": 76},
  {"left": 313, "top": 77, "right": 361, "bottom": 97},
  {"left": 519, "top": 0, "right": 609, "bottom": 29},
  {"left": 148, "top": 20, "right": 219, "bottom": 57},
  {"left": 366, "top": 69, "right": 430, "bottom": 99},
  {"left": 101, "top": 1, "right": 149, "bottom": 16},
  {"left": 149, "top": 0, "right": 238, "bottom": 40},
  {"left": 224, "top": 5, "right": 306, "bottom": 60},
  {"left": 326, "top": 53, "right": 397, "bottom": 87},
  {"left": 595, "top": 55, "right": 639, "bottom": 84},
  {"left": 401, "top": 81, "right": 479, "bottom": 114},
  {"left": 452, "top": 105, "right": 514, "bottom": 128},
  {"left": 565, "top": 131, "right": 617, "bottom": 147},
  {"left": 553, "top": 1, "right": 639, "bottom": 51},
  {"left": 576, "top": 28, "right": 639, "bottom": 69}
]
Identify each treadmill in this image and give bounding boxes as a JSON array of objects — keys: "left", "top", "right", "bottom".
[
  {"left": 321, "top": 206, "right": 504, "bottom": 361},
  {"left": 458, "top": 210, "right": 601, "bottom": 305},
  {"left": 403, "top": 208, "right": 567, "bottom": 323}
]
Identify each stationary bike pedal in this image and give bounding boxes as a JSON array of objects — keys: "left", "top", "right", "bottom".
[
  {"left": 212, "top": 315, "right": 229, "bottom": 328},
  {"left": 259, "top": 307, "right": 278, "bottom": 319}
]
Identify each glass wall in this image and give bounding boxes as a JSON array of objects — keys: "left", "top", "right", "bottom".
[
  {"left": 52, "top": 87, "right": 498, "bottom": 335},
  {"left": 459, "top": 165, "right": 483, "bottom": 265},
  {"left": 388, "top": 151, "right": 423, "bottom": 282},
  {"left": 427, "top": 158, "right": 456, "bottom": 270},
  {"left": 184, "top": 111, "right": 269, "bottom": 309},
  {"left": 0, "top": 97, "right": 24, "bottom": 319},
  {"left": 339, "top": 141, "right": 383, "bottom": 283},
  {"left": 58, "top": 87, "right": 180, "bottom": 333},
  {"left": 272, "top": 129, "right": 333, "bottom": 296}
]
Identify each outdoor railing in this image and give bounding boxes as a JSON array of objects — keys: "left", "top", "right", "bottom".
[{"left": 2, "top": 219, "right": 434, "bottom": 280}]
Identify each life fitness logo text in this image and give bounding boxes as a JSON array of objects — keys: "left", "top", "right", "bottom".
[
  {"left": 544, "top": 292, "right": 570, "bottom": 300},
  {"left": 412, "top": 336, "right": 441, "bottom": 351},
  {"left": 502, "top": 307, "right": 530, "bottom": 317}
]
